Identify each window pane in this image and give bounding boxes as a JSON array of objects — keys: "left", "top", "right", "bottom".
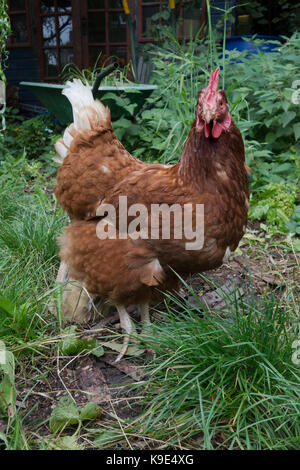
[
  {"left": 10, "top": 0, "right": 25, "bottom": 11},
  {"left": 59, "top": 15, "right": 72, "bottom": 45},
  {"left": 182, "top": 5, "right": 201, "bottom": 40},
  {"left": 142, "top": 6, "right": 159, "bottom": 37},
  {"left": 57, "top": 0, "right": 72, "bottom": 12},
  {"left": 11, "top": 14, "right": 28, "bottom": 43},
  {"left": 61, "top": 48, "right": 74, "bottom": 69},
  {"left": 108, "top": 0, "right": 121, "bottom": 7},
  {"left": 41, "top": 0, "right": 55, "bottom": 13},
  {"left": 43, "top": 16, "right": 57, "bottom": 46},
  {"left": 109, "top": 12, "right": 126, "bottom": 42},
  {"left": 88, "top": 0, "right": 105, "bottom": 8},
  {"left": 44, "top": 49, "right": 58, "bottom": 77},
  {"left": 182, "top": 18, "right": 201, "bottom": 40},
  {"left": 88, "top": 12, "right": 105, "bottom": 42},
  {"left": 109, "top": 45, "right": 127, "bottom": 65},
  {"left": 88, "top": 46, "right": 106, "bottom": 67}
]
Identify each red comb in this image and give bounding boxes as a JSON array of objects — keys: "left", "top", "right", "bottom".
[{"left": 208, "top": 67, "right": 219, "bottom": 93}]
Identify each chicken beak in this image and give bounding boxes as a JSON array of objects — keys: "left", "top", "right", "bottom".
[{"left": 203, "top": 108, "right": 215, "bottom": 124}]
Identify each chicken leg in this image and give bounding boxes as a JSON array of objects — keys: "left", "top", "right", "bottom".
[
  {"left": 140, "top": 303, "right": 151, "bottom": 335},
  {"left": 115, "top": 305, "right": 138, "bottom": 362}
]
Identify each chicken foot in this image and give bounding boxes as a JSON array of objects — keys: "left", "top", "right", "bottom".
[{"left": 115, "top": 303, "right": 152, "bottom": 362}]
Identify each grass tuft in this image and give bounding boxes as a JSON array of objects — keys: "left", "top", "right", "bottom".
[{"left": 127, "top": 282, "right": 300, "bottom": 450}]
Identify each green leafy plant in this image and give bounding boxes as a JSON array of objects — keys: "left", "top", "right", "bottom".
[
  {"left": 60, "top": 325, "right": 104, "bottom": 357},
  {"left": 115, "top": 30, "right": 300, "bottom": 237},
  {"left": 62, "top": 52, "right": 134, "bottom": 86},
  {"left": 0, "top": 341, "right": 16, "bottom": 419},
  {"left": 0, "top": 0, "right": 11, "bottom": 83},
  {"left": 1, "top": 108, "right": 61, "bottom": 176},
  {"left": 49, "top": 397, "right": 101, "bottom": 434},
  {"left": 249, "top": 182, "right": 299, "bottom": 235},
  {"left": 239, "top": 0, "right": 300, "bottom": 36}
]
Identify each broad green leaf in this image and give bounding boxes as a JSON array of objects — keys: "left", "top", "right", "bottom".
[
  {"left": 0, "top": 297, "right": 15, "bottom": 316},
  {"left": 60, "top": 326, "right": 104, "bottom": 357},
  {"left": 0, "top": 346, "right": 16, "bottom": 418},
  {"left": 50, "top": 398, "right": 102, "bottom": 434},
  {"left": 292, "top": 238, "right": 300, "bottom": 252},
  {"left": 51, "top": 435, "right": 85, "bottom": 450},
  {"left": 79, "top": 402, "right": 101, "bottom": 421},
  {"left": 49, "top": 399, "right": 80, "bottom": 433},
  {"left": 282, "top": 111, "right": 296, "bottom": 128},
  {"left": 101, "top": 340, "right": 145, "bottom": 357},
  {"left": 293, "top": 123, "right": 300, "bottom": 141}
]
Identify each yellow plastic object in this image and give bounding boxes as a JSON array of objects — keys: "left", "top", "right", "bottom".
[
  {"left": 122, "top": 0, "right": 130, "bottom": 15},
  {"left": 169, "top": 0, "right": 175, "bottom": 9}
]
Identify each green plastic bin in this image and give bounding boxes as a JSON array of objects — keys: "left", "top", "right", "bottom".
[{"left": 20, "top": 82, "right": 158, "bottom": 125}]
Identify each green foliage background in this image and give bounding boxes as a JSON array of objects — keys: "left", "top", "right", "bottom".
[
  {"left": 110, "top": 33, "right": 300, "bottom": 238},
  {"left": 0, "top": 0, "right": 10, "bottom": 82}
]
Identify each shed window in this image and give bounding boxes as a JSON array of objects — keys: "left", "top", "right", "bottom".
[
  {"left": 37, "top": 0, "right": 74, "bottom": 81},
  {"left": 8, "top": 0, "right": 31, "bottom": 48},
  {"left": 85, "top": 0, "right": 129, "bottom": 67},
  {"left": 139, "top": 0, "right": 202, "bottom": 42}
]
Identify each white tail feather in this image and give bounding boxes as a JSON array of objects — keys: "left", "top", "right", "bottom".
[
  {"left": 54, "top": 79, "right": 110, "bottom": 164},
  {"left": 62, "top": 79, "right": 109, "bottom": 131},
  {"left": 63, "top": 127, "right": 73, "bottom": 147},
  {"left": 54, "top": 140, "right": 68, "bottom": 161}
]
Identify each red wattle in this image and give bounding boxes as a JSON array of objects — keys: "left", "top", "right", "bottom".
[
  {"left": 212, "top": 120, "right": 223, "bottom": 139},
  {"left": 204, "top": 122, "right": 210, "bottom": 138}
]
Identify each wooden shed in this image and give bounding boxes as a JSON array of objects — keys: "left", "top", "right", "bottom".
[{"left": 5, "top": 1, "right": 231, "bottom": 112}]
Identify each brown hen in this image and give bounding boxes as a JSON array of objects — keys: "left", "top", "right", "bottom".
[{"left": 55, "top": 69, "right": 249, "bottom": 361}]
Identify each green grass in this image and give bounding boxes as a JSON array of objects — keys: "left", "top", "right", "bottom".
[
  {"left": 92, "top": 281, "right": 299, "bottom": 450},
  {"left": 0, "top": 154, "right": 69, "bottom": 449},
  {"left": 140, "top": 288, "right": 299, "bottom": 449},
  {"left": 0, "top": 155, "right": 65, "bottom": 430},
  {"left": 0, "top": 157, "right": 66, "bottom": 337}
]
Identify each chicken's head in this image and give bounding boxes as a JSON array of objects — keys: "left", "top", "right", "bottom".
[{"left": 196, "top": 67, "right": 231, "bottom": 139}]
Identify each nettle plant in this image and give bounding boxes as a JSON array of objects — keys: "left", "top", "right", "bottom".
[
  {"left": 119, "top": 32, "right": 300, "bottom": 237},
  {"left": 225, "top": 34, "right": 300, "bottom": 236}
]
